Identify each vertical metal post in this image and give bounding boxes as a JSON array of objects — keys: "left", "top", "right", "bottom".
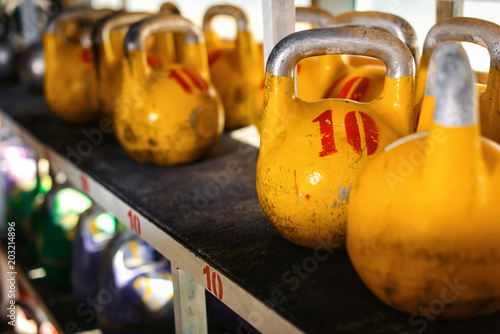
[
  {"left": 20, "top": 0, "right": 39, "bottom": 44},
  {"left": 436, "top": 1, "right": 464, "bottom": 22},
  {"left": 172, "top": 266, "right": 208, "bottom": 334},
  {"left": 261, "top": 0, "right": 295, "bottom": 68}
]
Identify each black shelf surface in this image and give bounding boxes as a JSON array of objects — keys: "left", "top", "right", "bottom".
[{"left": 1, "top": 84, "right": 500, "bottom": 334}]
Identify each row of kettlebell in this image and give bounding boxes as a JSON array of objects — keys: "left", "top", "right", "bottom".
[
  {"left": 44, "top": 4, "right": 258, "bottom": 166},
  {"left": 257, "top": 17, "right": 500, "bottom": 320},
  {"left": 42, "top": 5, "right": 418, "bottom": 166}
]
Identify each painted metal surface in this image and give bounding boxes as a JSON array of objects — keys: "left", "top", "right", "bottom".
[
  {"left": 257, "top": 27, "right": 414, "bottom": 249},
  {"left": 348, "top": 42, "right": 500, "bottom": 319},
  {"left": 203, "top": 5, "right": 263, "bottom": 130},
  {"left": 172, "top": 268, "right": 208, "bottom": 334},
  {"left": 116, "top": 15, "right": 224, "bottom": 165},
  {"left": 92, "top": 12, "right": 152, "bottom": 119},
  {"left": 43, "top": 8, "right": 112, "bottom": 123}
]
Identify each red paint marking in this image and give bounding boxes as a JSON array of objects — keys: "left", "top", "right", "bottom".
[
  {"left": 182, "top": 68, "right": 207, "bottom": 91},
  {"left": 305, "top": 194, "right": 310, "bottom": 200},
  {"left": 169, "top": 69, "right": 192, "bottom": 94},
  {"left": 322, "top": 74, "right": 347, "bottom": 99},
  {"left": 260, "top": 78, "right": 265, "bottom": 90},
  {"left": 344, "top": 111, "right": 362, "bottom": 154},
  {"left": 128, "top": 210, "right": 142, "bottom": 235},
  {"left": 349, "top": 77, "right": 371, "bottom": 101},
  {"left": 203, "top": 265, "right": 223, "bottom": 300},
  {"left": 297, "top": 63, "right": 302, "bottom": 74},
  {"left": 80, "top": 48, "right": 92, "bottom": 63},
  {"left": 337, "top": 76, "right": 359, "bottom": 99},
  {"left": 359, "top": 111, "right": 379, "bottom": 156},
  {"left": 203, "top": 265, "right": 211, "bottom": 291},
  {"left": 147, "top": 56, "right": 163, "bottom": 67},
  {"left": 312, "top": 110, "right": 337, "bottom": 157},
  {"left": 80, "top": 174, "right": 90, "bottom": 194},
  {"left": 208, "top": 49, "right": 224, "bottom": 67}
]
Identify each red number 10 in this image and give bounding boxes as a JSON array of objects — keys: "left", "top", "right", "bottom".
[
  {"left": 313, "top": 109, "right": 379, "bottom": 157},
  {"left": 203, "top": 265, "right": 223, "bottom": 300}
]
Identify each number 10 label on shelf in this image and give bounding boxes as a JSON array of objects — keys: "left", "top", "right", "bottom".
[{"left": 203, "top": 265, "right": 223, "bottom": 300}]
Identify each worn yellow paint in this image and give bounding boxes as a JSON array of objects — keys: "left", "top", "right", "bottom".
[
  {"left": 96, "top": 29, "right": 177, "bottom": 120},
  {"left": 114, "top": 42, "right": 224, "bottom": 165},
  {"left": 253, "top": 56, "right": 387, "bottom": 133},
  {"left": 347, "top": 114, "right": 500, "bottom": 318},
  {"left": 416, "top": 54, "right": 500, "bottom": 142},
  {"left": 43, "top": 33, "right": 99, "bottom": 122},
  {"left": 204, "top": 30, "right": 263, "bottom": 129},
  {"left": 257, "top": 72, "right": 414, "bottom": 249}
]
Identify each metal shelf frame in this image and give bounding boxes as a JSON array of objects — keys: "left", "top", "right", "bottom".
[{"left": 0, "top": 110, "right": 302, "bottom": 333}]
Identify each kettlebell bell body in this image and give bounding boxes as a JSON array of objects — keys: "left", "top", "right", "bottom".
[
  {"left": 203, "top": 5, "right": 262, "bottom": 129},
  {"left": 415, "top": 17, "right": 500, "bottom": 142},
  {"left": 348, "top": 43, "right": 500, "bottom": 319},
  {"left": 44, "top": 8, "right": 112, "bottom": 122},
  {"left": 93, "top": 12, "right": 152, "bottom": 119},
  {"left": 115, "top": 15, "right": 224, "bottom": 165},
  {"left": 257, "top": 27, "right": 414, "bottom": 249}
]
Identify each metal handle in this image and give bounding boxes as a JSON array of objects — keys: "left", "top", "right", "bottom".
[
  {"left": 202, "top": 5, "right": 248, "bottom": 32},
  {"left": 426, "top": 42, "right": 476, "bottom": 126},
  {"left": 125, "top": 15, "right": 203, "bottom": 51},
  {"left": 159, "top": 2, "right": 181, "bottom": 15},
  {"left": 295, "top": 6, "right": 334, "bottom": 28},
  {"left": 93, "top": 12, "right": 151, "bottom": 45},
  {"left": 267, "top": 27, "right": 414, "bottom": 79},
  {"left": 423, "top": 17, "right": 500, "bottom": 69},
  {"left": 328, "top": 11, "right": 419, "bottom": 64}
]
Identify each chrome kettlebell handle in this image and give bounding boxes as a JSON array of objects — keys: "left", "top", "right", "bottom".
[
  {"left": 125, "top": 15, "right": 203, "bottom": 51},
  {"left": 159, "top": 2, "right": 181, "bottom": 15},
  {"left": 295, "top": 6, "right": 334, "bottom": 28},
  {"left": 267, "top": 27, "right": 414, "bottom": 79},
  {"left": 202, "top": 5, "right": 249, "bottom": 32},
  {"left": 423, "top": 17, "right": 500, "bottom": 69},
  {"left": 328, "top": 11, "right": 419, "bottom": 65},
  {"left": 93, "top": 12, "right": 151, "bottom": 45},
  {"left": 426, "top": 42, "right": 476, "bottom": 127}
]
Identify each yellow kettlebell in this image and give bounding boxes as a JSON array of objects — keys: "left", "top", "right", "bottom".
[
  {"left": 114, "top": 15, "right": 224, "bottom": 165},
  {"left": 323, "top": 11, "right": 419, "bottom": 102},
  {"left": 44, "top": 8, "right": 112, "bottom": 123},
  {"left": 415, "top": 17, "right": 500, "bottom": 143},
  {"left": 348, "top": 42, "right": 500, "bottom": 319},
  {"left": 203, "top": 5, "right": 262, "bottom": 130},
  {"left": 93, "top": 12, "right": 152, "bottom": 119},
  {"left": 257, "top": 27, "right": 414, "bottom": 249}
]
